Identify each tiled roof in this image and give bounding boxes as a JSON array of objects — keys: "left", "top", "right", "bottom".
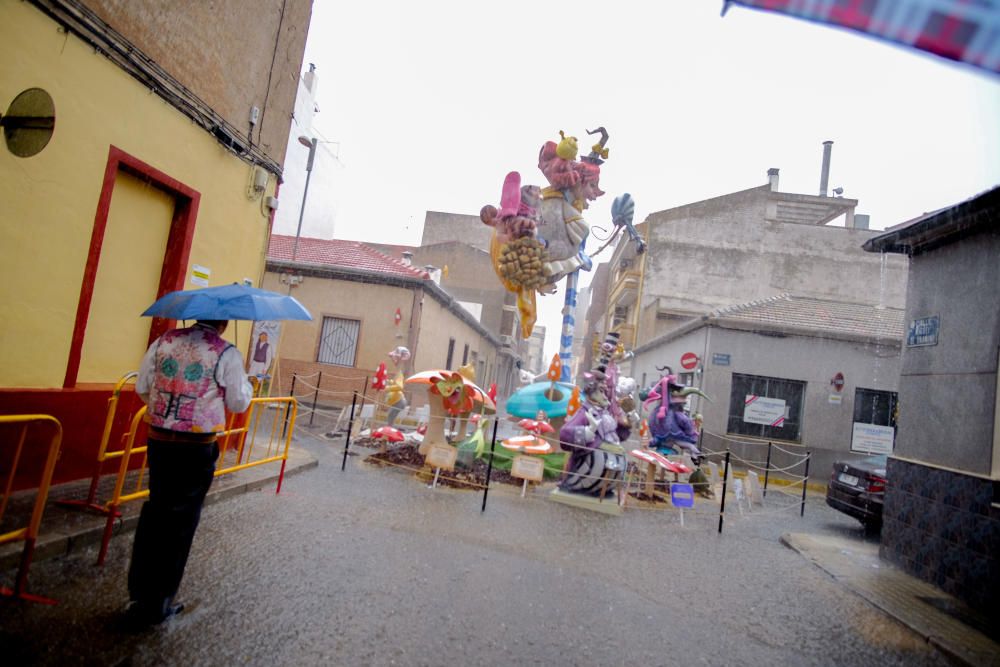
[
  {"left": 712, "top": 294, "right": 904, "bottom": 340},
  {"left": 267, "top": 235, "right": 429, "bottom": 279}
]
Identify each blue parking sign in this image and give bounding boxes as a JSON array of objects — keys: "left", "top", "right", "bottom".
[{"left": 671, "top": 483, "right": 695, "bottom": 508}]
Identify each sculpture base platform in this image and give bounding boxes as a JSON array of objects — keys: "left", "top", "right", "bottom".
[{"left": 548, "top": 488, "right": 623, "bottom": 516}]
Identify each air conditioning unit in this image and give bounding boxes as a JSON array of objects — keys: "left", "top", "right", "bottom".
[{"left": 500, "top": 335, "right": 514, "bottom": 347}]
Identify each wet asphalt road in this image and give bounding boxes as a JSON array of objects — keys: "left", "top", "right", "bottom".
[{"left": 1, "top": 424, "right": 950, "bottom": 666}]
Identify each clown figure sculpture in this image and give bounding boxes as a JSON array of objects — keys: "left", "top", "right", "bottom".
[
  {"left": 481, "top": 127, "right": 642, "bottom": 344},
  {"left": 557, "top": 338, "right": 632, "bottom": 499}
]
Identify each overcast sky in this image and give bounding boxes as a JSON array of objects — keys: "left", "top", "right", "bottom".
[{"left": 274, "top": 1, "right": 1000, "bottom": 363}]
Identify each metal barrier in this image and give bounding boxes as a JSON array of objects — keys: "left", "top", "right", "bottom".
[
  {"left": 57, "top": 371, "right": 139, "bottom": 515},
  {"left": 97, "top": 397, "right": 299, "bottom": 565},
  {"left": 0, "top": 414, "right": 63, "bottom": 604}
]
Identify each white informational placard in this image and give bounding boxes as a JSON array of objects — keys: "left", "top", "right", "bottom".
[
  {"left": 511, "top": 455, "right": 544, "bottom": 482},
  {"left": 851, "top": 422, "right": 894, "bottom": 454},
  {"left": 743, "top": 395, "right": 787, "bottom": 427},
  {"left": 191, "top": 264, "right": 211, "bottom": 287},
  {"left": 426, "top": 443, "right": 457, "bottom": 471}
]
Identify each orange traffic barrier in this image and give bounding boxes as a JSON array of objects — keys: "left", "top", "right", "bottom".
[
  {"left": 57, "top": 371, "right": 139, "bottom": 515},
  {"left": 97, "top": 396, "right": 299, "bottom": 565},
  {"left": 0, "top": 414, "right": 63, "bottom": 604}
]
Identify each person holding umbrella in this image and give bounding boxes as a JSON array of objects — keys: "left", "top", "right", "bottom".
[
  {"left": 124, "top": 283, "right": 311, "bottom": 627},
  {"left": 125, "top": 317, "right": 252, "bottom": 628}
]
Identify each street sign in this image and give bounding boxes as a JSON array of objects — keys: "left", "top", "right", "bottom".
[
  {"left": 680, "top": 352, "right": 698, "bottom": 370},
  {"left": 907, "top": 315, "right": 939, "bottom": 347},
  {"left": 712, "top": 353, "right": 730, "bottom": 366},
  {"left": 670, "top": 483, "right": 695, "bottom": 508}
]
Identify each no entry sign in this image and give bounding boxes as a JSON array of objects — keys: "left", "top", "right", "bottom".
[{"left": 680, "top": 352, "right": 699, "bottom": 370}]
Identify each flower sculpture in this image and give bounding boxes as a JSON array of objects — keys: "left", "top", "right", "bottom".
[{"left": 429, "top": 371, "right": 474, "bottom": 416}]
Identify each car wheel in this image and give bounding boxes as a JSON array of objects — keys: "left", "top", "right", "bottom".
[{"left": 862, "top": 520, "right": 882, "bottom": 536}]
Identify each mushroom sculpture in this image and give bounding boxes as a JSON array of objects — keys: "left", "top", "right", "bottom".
[
  {"left": 500, "top": 417, "right": 555, "bottom": 454},
  {"left": 371, "top": 425, "right": 404, "bottom": 455}
]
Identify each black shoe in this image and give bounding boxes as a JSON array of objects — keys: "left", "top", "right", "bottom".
[{"left": 121, "top": 599, "right": 184, "bottom": 631}]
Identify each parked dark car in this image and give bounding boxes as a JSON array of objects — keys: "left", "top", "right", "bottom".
[{"left": 825, "top": 454, "right": 888, "bottom": 534}]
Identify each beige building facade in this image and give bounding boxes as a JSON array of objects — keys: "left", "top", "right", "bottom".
[
  {"left": 604, "top": 170, "right": 908, "bottom": 353},
  {"left": 264, "top": 236, "right": 502, "bottom": 408}
]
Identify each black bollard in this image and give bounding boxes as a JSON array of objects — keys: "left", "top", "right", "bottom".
[
  {"left": 481, "top": 420, "right": 499, "bottom": 513},
  {"left": 800, "top": 451, "right": 811, "bottom": 517},
  {"left": 341, "top": 392, "right": 358, "bottom": 471},
  {"left": 309, "top": 371, "right": 323, "bottom": 426},
  {"left": 718, "top": 450, "right": 731, "bottom": 534},
  {"left": 763, "top": 441, "right": 772, "bottom": 498}
]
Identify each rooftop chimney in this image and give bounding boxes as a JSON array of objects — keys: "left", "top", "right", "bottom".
[
  {"left": 303, "top": 63, "right": 317, "bottom": 94},
  {"left": 400, "top": 250, "right": 413, "bottom": 267},
  {"left": 819, "top": 140, "right": 833, "bottom": 197},
  {"left": 854, "top": 214, "right": 870, "bottom": 230},
  {"left": 767, "top": 168, "right": 780, "bottom": 191},
  {"left": 424, "top": 264, "right": 441, "bottom": 285}
]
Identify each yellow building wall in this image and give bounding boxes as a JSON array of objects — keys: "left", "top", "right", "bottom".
[{"left": 0, "top": 2, "right": 275, "bottom": 387}]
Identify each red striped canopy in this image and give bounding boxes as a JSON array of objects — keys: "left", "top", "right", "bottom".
[{"left": 725, "top": 0, "right": 1000, "bottom": 75}]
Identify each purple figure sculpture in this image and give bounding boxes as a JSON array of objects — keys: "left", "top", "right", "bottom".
[
  {"left": 558, "top": 362, "right": 631, "bottom": 498},
  {"left": 643, "top": 371, "right": 710, "bottom": 461}
]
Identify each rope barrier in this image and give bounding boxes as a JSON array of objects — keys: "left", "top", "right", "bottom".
[
  {"left": 314, "top": 397, "right": 819, "bottom": 531},
  {"left": 701, "top": 430, "right": 809, "bottom": 460},
  {"left": 725, "top": 450, "right": 810, "bottom": 474},
  {"left": 769, "top": 442, "right": 810, "bottom": 458}
]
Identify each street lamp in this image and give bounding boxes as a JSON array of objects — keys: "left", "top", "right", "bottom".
[{"left": 292, "top": 134, "right": 317, "bottom": 262}]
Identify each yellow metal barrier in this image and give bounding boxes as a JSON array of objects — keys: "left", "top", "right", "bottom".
[
  {"left": 58, "top": 371, "right": 139, "bottom": 515},
  {"left": 97, "top": 397, "right": 299, "bottom": 565},
  {"left": 0, "top": 414, "right": 63, "bottom": 604}
]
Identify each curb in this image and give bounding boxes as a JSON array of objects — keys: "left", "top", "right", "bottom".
[{"left": 781, "top": 532, "right": 1000, "bottom": 667}]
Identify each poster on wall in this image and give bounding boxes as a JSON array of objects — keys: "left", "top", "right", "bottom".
[
  {"left": 851, "top": 422, "right": 894, "bottom": 454},
  {"left": 248, "top": 320, "right": 282, "bottom": 393},
  {"left": 743, "top": 395, "right": 787, "bottom": 427}
]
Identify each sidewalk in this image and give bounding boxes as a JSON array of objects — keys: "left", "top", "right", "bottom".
[
  {"left": 0, "top": 444, "right": 317, "bottom": 572},
  {"left": 782, "top": 532, "right": 1000, "bottom": 667}
]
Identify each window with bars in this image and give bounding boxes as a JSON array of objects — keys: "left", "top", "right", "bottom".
[
  {"left": 317, "top": 316, "right": 360, "bottom": 367},
  {"left": 726, "top": 372, "right": 806, "bottom": 441},
  {"left": 853, "top": 387, "right": 898, "bottom": 428}
]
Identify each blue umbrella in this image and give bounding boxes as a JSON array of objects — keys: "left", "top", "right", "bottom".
[
  {"left": 141, "top": 283, "right": 313, "bottom": 321},
  {"left": 506, "top": 381, "right": 575, "bottom": 419}
]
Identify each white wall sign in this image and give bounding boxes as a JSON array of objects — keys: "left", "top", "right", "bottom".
[
  {"left": 851, "top": 423, "right": 894, "bottom": 454},
  {"left": 743, "top": 395, "right": 787, "bottom": 427},
  {"left": 191, "top": 264, "right": 211, "bottom": 287}
]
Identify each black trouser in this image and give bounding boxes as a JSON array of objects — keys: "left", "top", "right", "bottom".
[{"left": 127, "top": 437, "right": 219, "bottom": 608}]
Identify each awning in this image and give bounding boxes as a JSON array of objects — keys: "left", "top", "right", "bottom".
[{"left": 724, "top": 0, "right": 1000, "bottom": 76}]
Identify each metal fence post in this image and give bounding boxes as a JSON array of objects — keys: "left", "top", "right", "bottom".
[
  {"left": 800, "top": 451, "right": 811, "bottom": 517},
  {"left": 481, "top": 420, "right": 499, "bottom": 513},
  {"left": 718, "top": 450, "right": 731, "bottom": 534},
  {"left": 341, "top": 392, "right": 358, "bottom": 471},
  {"left": 763, "top": 441, "right": 772, "bottom": 498},
  {"left": 282, "top": 373, "right": 298, "bottom": 439},
  {"left": 309, "top": 371, "right": 322, "bottom": 426}
]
